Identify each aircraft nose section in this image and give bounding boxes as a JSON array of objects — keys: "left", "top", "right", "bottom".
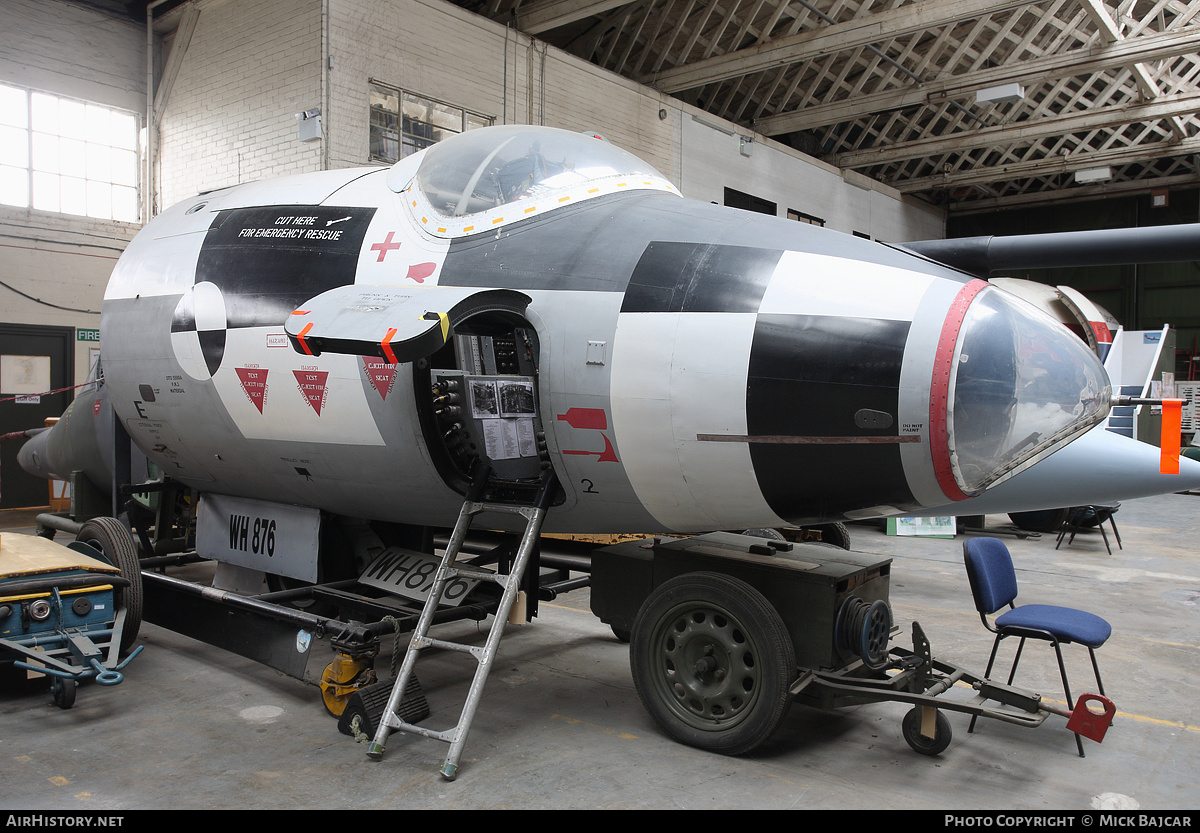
[
  {"left": 16, "top": 427, "right": 51, "bottom": 479},
  {"left": 930, "top": 280, "right": 1111, "bottom": 501}
]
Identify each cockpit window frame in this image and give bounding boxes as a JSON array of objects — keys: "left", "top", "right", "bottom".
[{"left": 394, "top": 125, "right": 680, "bottom": 239}]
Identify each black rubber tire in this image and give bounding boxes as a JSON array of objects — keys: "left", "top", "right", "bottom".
[
  {"left": 52, "top": 676, "right": 76, "bottom": 710},
  {"left": 75, "top": 517, "right": 142, "bottom": 655},
  {"left": 741, "top": 528, "right": 786, "bottom": 541},
  {"left": 902, "top": 707, "right": 952, "bottom": 756},
  {"left": 630, "top": 572, "right": 795, "bottom": 756},
  {"left": 812, "top": 522, "right": 852, "bottom": 550},
  {"left": 611, "top": 625, "right": 632, "bottom": 643},
  {"left": 1008, "top": 508, "right": 1070, "bottom": 533}
]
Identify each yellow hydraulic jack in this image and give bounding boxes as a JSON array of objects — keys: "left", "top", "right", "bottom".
[{"left": 320, "top": 645, "right": 378, "bottom": 717}]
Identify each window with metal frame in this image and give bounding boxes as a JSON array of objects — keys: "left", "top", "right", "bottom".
[
  {"left": 0, "top": 84, "right": 139, "bottom": 222},
  {"left": 787, "top": 208, "right": 825, "bottom": 227},
  {"left": 369, "top": 83, "right": 492, "bottom": 164}
]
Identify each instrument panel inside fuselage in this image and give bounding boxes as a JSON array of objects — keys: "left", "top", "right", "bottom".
[{"left": 424, "top": 326, "right": 548, "bottom": 484}]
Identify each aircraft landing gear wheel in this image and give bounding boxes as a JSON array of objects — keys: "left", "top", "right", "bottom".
[
  {"left": 902, "top": 707, "right": 952, "bottom": 756},
  {"left": 630, "top": 572, "right": 794, "bottom": 756},
  {"left": 75, "top": 517, "right": 142, "bottom": 655}
]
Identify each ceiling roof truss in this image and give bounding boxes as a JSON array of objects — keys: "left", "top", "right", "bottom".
[{"left": 475, "top": 0, "right": 1200, "bottom": 208}]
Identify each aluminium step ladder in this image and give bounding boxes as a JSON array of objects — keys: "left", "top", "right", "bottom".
[{"left": 366, "top": 468, "right": 558, "bottom": 780}]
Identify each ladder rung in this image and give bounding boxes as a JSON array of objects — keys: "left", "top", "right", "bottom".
[
  {"left": 467, "top": 502, "right": 537, "bottom": 518},
  {"left": 448, "top": 566, "right": 508, "bottom": 585},
  {"left": 386, "top": 718, "right": 460, "bottom": 744},
  {"left": 421, "top": 636, "right": 486, "bottom": 658}
]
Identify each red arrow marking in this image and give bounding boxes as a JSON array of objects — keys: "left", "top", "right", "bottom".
[
  {"left": 296, "top": 322, "right": 314, "bottom": 355},
  {"left": 381, "top": 327, "right": 399, "bottom": 364},
  {"left": 370, "top": 232, "right": 402, "bottom": 262},
  {"left": 563, "top": 433, "right": 619, "bottom": 463},
  {"left": 557, "top": 407, "right": 608, "bottom": 430}
]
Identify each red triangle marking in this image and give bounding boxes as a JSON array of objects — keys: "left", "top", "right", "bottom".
[
  {"left": 362, "top": 356, "right": 397, "bottom": 400},
  {"left": 235, "top": 367, "right": 269, "bottom": 413},
  {"left": 293, "top": 369, "right": 330, "bottom": 415}
]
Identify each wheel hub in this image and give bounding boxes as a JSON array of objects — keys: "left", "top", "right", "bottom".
[{"left": 655, "top": 606, "right": 760, "bottom": 728}]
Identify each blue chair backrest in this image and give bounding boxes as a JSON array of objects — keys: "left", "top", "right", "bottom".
[{"left": 963, "top": 537, "right": 1019, "bottom": 615}]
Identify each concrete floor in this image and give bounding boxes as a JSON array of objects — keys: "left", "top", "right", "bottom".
[{"left": 2, "top": 493, "right": 1198, "bottom": 810}]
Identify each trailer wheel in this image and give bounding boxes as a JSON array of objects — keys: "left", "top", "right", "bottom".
[
  {"left": 630, "top": 572, "right": 794, "bottom": 756},
  {"left": 51, "top": 676, "right": 76, "bottom": 710},
  {"left": 75, "top": 517, "right": 142, "bottom": 655},
  {"left": 812, "top": 522, "right": 851, "bottom": 550},
  {"left": 902, "top": 707, "right": 952, "bottom": 756},
  {"left": 741, "top": 528, "right": 786, "bottom": 541}
]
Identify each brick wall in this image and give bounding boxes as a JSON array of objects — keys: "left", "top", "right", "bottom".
[
  {"left": 0, "top": 0, "right": 143, "bottom": 382},
  {"left": 0, "top": 0, "right": 943, "bottom": 373},
  {"left": 154, "top": 0, "right": 939, "bottom": 236},
  {"left": 156, "top": 0, "right": 324, "bottom": 209}
]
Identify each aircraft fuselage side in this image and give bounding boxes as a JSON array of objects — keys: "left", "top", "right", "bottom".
[{"left": 98, "top": 126, "right": 1116, "bottom": 539}]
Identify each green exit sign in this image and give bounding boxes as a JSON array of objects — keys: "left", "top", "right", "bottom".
[{"left": 77, "top": 328, "right": 100, "bottom": 342}]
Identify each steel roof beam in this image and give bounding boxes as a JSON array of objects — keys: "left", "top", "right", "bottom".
[
  {"left": 753, "top": 27, "right": 1200, "bottom": 135},
  {"left": 643, "top": 0, "right": 1042, "bottom": 92},
  {"left": 895, "top": 134, "right": 1200, "bottom": 193},
  {"left": 516, "top": 0, "right": 639, "bottom": 35},
  {"left": 835, "top": 90, "right": 1200, "bottom": 168}
]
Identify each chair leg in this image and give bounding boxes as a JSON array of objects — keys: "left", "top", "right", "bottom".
[
  {"left": 1006, "top": 637, "right": 1026, "bottom": 686},
  {"left": 970, "top": 635, "right": 1005, "bottom": 735},
  {"left": 1052, "top": 642, "right": 1085, "bottom": 758},
  {"left": 1056, "top": 517, "right": 1070, "bottom": 549},
  {"left": 1089, "top": 647, "right": 1106, "bottom": 696},
  {"left": 1096, "top": 520, "right": 1112, "bottom": 555},
  {"left": 1109, "top": 517, "right": 1122, "bottom": 550}
]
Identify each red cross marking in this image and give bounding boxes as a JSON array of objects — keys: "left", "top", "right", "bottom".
[{"left": 370, "top": 232, "right": 402, "bottom": 262}]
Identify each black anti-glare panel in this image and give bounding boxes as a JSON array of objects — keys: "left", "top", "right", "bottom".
[
  {"left": 195, "top": 205, "right": 375, "bottom": 329},
  {"left": 620, "top": 242, "right": 782, "bottom": 313},
  {"left": 440, "top": 193, "right": 684, "bottom": 293},
  {"left": 746, "top": 313, "right": 915, "bottom": 521}
]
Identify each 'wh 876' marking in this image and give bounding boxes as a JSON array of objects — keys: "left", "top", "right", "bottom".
[{"left": 229, "top": 514, "right": 277, "bottom": 557}]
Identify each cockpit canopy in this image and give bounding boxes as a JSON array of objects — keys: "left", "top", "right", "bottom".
[
  {"left": 947, "top": 284, "right": 1111, "bottom": 494},
  {"left": 410, "top": 125, "right": 674, "bottom": 229}
]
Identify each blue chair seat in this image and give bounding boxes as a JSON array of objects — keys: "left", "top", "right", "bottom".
[{"left": 995, "top": 604, "right": 1111, "bottom": 648}]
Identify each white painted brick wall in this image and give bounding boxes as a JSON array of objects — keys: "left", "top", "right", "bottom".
[
  {"left": 0, "top": 0, "right": 144, "bottom": 113},
  {"left": 323, "top": 0, "right": 939, "bottom": 239},
  {"left": 156, "top": 0, "right": 324, "bottom": 209},
  {"left": 0, "top": 0, "right": 144, "bottom": 382},
  {"left": 0, "top": 0, "right": 942, "bottom": 368},
  {"left": 153, "top": 0, "right": 938, "bottom": 237}
]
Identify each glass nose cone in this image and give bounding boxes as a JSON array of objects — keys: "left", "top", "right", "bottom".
[{"left": 944, "top": 284, "right": 1111, "bottom": 496}]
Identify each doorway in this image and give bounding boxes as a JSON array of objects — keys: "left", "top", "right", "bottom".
[{"left": 0, "top": 323, "right": 75, "bottom": 508}]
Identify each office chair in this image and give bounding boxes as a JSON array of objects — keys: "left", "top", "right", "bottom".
[{"left": 963, "top": 536, "right": 1111, "bottom": 756}]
